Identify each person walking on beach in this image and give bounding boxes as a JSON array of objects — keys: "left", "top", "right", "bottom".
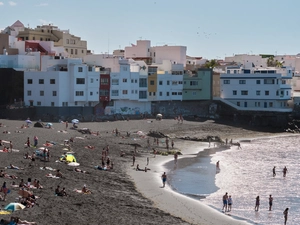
[
  {"left": 222, "top": 192, "right": 228, "bottom": 212},
  {"left": 132, "top": 154, "right": 135, "bottom": 166},
  {"left": 33, "top": 136, "right": 38, "bottom": 148},
  {"left": 269, "top": 195, "right": 273, "bottom": 211},
  {"left": 255, "top": 196, "right": 260, "bottom": 211},
  {"left": 237, "top": 142, "right": 242, "bottom": 149},
  {"left": 216, "top": 161, "right": 220, "bottom": 169},
  {"left": 26, "top": 137, "right": 30, "bottom": 148},
  {"left": 162, "top": 172, "right": 167, "bottom": 188},
  {"left": 273, "top": 166, "right": 276, "bottom": 177},
  {"left": 228, "top": 195, "right": 232, "bottom": 212},
  {"left": 283, "top": 208, "right": 289, "bottom": 225},
  {"left": 9, "top": 141, "right": 13, "bottom": 153},
  {"left": 147, "top": 157, "right": 149, "bottom": 166},
  {"left": 65, "top": 121, "right": 68, "bottom": 130},
  {"left": 283, "top": 166, "right": 288, "bottom": 177},
  {"left": 171, "top": 140, "right": 174, "bottom": 149},
  {"left": 174, "top": 152, "right": 178, "bottom": 164}
]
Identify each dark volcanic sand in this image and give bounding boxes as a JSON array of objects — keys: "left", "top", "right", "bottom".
[{"left": 0, "top": 119, "right": 280, "bottom": 225}]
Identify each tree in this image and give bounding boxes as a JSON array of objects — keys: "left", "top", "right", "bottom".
[{"left": 203, "top": 59, "right": 219, "bottom": 69}]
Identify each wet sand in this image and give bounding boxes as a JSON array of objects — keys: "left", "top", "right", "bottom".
[{"left": 0, "top": 119, "right": 282, "bottom": 224}]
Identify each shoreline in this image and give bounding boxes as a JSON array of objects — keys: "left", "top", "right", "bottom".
[{"left": 127, "top": 140, "right": 251, "bottom": 225}]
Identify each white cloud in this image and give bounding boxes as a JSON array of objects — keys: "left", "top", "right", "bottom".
[
  {"left": 0, "top": 2, "right": 4, "bottom": 6},
  {"left": 8, "top": 1, "right": 16, "bottom": 6},
  {"left": 36, "top": 3, "right": 48, "bottom": 7}
]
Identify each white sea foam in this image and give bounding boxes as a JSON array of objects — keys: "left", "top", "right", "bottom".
[{"left": 169, "top": 136, "right": 300, "bottom": 225}]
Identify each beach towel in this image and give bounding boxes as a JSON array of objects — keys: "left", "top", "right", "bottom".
[
  {"left": 40, "top": 167, "right": 56, "bottom": 171},
  {"left": 68, "top": 162, "right": 80, "bottom": 167},
  {"left": 46, "top": 174, "right": 59, "bottom": 178},
  {"left": 75, "top": 137, "right": 85, "bottom": 139},
  {"left": 0, "top": 150, "right": 9, "bottom": 153},
  {"left": 73, "top": 189, "right": 92, "bottom": 194}
]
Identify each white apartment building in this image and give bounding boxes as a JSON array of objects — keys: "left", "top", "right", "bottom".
[
  {"left": 225, "top": 54, "right": 268, "bottom": 68},
  {"left": 24, "top": 57, "right": 100, "bottom": 107},
  {"left": 108, "top": 59, "right": 150, "bottom": 115},
  {"left": 220, "top": 65, "right": 293, "bottom": 112},
  {"left": 125, "top": 40, "right": 187, "bottom": 66}
]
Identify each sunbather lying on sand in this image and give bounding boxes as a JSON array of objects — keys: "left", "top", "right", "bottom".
[
  {"left": 8, "top": 164, "right": 24, "bottom": 170},
  {"left": 82, "top": 184, "right": 91, "bottom": 194},
  {"left": 11, "top": 217, "right": 37, "bottom": 225},
  {"left": 85, "top": 145, "right": 95, "bottom": 149},
  {"left": 74, "top": 168, "right": 90, "bottom": 174},
  {"left": 0, "top": 170, "right": 17, "bottom": 179}
]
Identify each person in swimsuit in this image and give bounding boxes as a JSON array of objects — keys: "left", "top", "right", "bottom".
[
  {"left": 162, "top": 172, "right": 167, "bottom": 188},
  {"left": 283, "top": 208, "right": 289, "bottom": 225},
  {"left": 255, "top": 196, "right": 260, "bottom": 211},
  {"left": 222, "top": 192, "right": 228, "bottom": 211},
  {"left": 228, "top": 195, "right": 232, "bottom": 212},
  {"left": 269, "top": 195, "right": 273, "bottom": 211},
  {"left": 283, "top": 166, "right": 288, "bottom": 177},
  {"left": 273, "top": 166, "right": 276, "bottom": 177}
]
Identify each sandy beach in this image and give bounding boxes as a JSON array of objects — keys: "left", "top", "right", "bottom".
[{"left": 0, "top": 118, "right": 282, "bottom": 224}]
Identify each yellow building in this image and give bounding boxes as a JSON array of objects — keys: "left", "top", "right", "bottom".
[{"left": 17, "top": 24, "right": 87, "bottom": 58}]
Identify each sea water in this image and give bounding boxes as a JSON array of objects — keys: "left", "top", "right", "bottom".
[{"left": 167, "top": 135, "right": 300, "bottom": 225}]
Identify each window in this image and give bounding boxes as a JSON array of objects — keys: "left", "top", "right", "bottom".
[
  {"left": 90, "top": 92, "right": 93, "bottom": 96},
  {"left": 66, "top": 39, "right": 69, "bottom": 44},
  {"left": 265, "top": 91, "right": 269, "bottom": 96},
  {"left": 239, "top": 80, "right": 246, "bottom": 84},
  {"left": 255, "top": 102, "right": 261, "bottom": 107},
  {"left": 256, "top": 80, "right": 261, "bottom": 84},
  {"left": 90, "top": 78, "right": 94, "bottom": 83},
  {"left": 135, "top": 90, "right": 137, "bottom": 94},
  {"left": 50, "top": 79, "right": 55, "bottom": 84},
  {"left": 149, "top": 92, "right": 152, "bottom": 96},
  {"left": 88, "top": 66, "right": 93, "bottom": 71},
  {"left": 172, "top": 81, "right": 178, "bottom": 85},
  {"left": 82, "top": 50, "right": 84, "bottom": 54},
  {"left": 256, "top": 91, "right": 260, "bottom": 96},
  {"left": 139, "top": 78, "right": 147, "bottom": 87},
  {"left": 122, "top": 79, "right": 127, "bottom": 83},
  {"left": 39, "top": 79, "right": 44, "bottom": 84},
  {"left": 159, "top": 92, "right": 162, "bottom": 96},
  {"left": 167, "top": 81, "right": 170, "bottom": 85},
  {"left": 37, "top": 101, "right": 41, "bottom": 106},
  {"left": 131, "top": 90, "right": 134, "bottom": 94},
  {"left": 223, "top": 80, "right": 230, "bottom": 84},
  {"left": 190, "top": 81, "right": 198, "bottom": 86},
  {"left": 112, "top": 90, "right": 119, "bottom": 96},
  {"left": 227, "top": 70, "right": 230, "bottom": 74},
  {"left": 264, "top": 79, "right": 275, "bottom": 84},
  {"left": 241, "top": 91, "right": 248, "bottom": 95},
  {"left": 40, "top": 38, "right": 43, "bottom": 41},
  {"left": 78, "top": 67, "right": 83, "bottom": 72},
  {"left": 27, "top": 90, "right": 31, "bottom": 96},
  {"left": 178, "top": 92, "right": 182, "bottom": 95},
  {"left": 233, "top": 90, "right": 237, "bottom": 95},
  {"left": 75, "top": 49, "right": 77, "bottom": 55},
  {"left": 112, "top": 79, "right": 119, "bottom": 85},
  {"left": 131, "top": 79, "right": 134, "bottom": 83},
  {"left": 75, "top": 91, "right": 84, "bottom": 96},
  {"left": 66, "top": 49, "right": 68, "bottom": 52},
  {"left": 139, "top": 91, "right": 147, "bottom": 99},
  {"left": 166, "top": 92, "right": 169, "bottom": 96},
  {"left": 269, "top": 102, "right": 273, "bottom": 107},
  {"left": 122, "top": 90, "right": 128, "bottom": 94},
  {"left": 53, "top": 91, "right": 57, "bottom": 96},
  {"left": 237, "top": 102, "right": 240, "bottom": 106},
  {"left": 71, "top": 49, "right": 73, "bottom": 54},
  {"left": 135, "top": 79, "right": 137, "bottom": 83},
  {"left": 101, "top": 78, "right": 109, "bottom": 84},
  {"left": 75, "top": 101, "right": 78, "bottom": 106},
  {"left": 123, "top": 66, "right": 128, "bottom": 71},
  {"left": 40, "top": 91, "right": 44, "bottom": 96},
  {"left": 99, "top": 90, "right": 109, "bottom": 96},
  {"left": 27, "top": 79, "right": 33, "bottom": 84},
  {"left": 159, "top": 81, "right": 163, "bottom": 85},
  {"left": 51, "top": 102, "right": 54, "bottom": 107},
  {"left": 76, "top": 78, "right": 85, "bottom": 84},
  {"left": 234, "top": 70, "right": 237, "bottom": 74},
  {"left": 172, "top": 92, "right": 178, "bottom": 95},
  {"left": 192, "top": 92, "right": 196, "bottom": 96},
  {"left": 150, "top": 80, "right": 155, "bottom": 85},
  {"left": 153, "top": 92, "right": 156, "bottom": 96}
]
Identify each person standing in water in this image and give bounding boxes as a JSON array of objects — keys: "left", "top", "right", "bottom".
[
  {"left": 273, "top": 166, "right": 276, "bottom": 177},
  {"left": 222, "top": 192, "right": 228, "bottom": 212},
  {"left": 283, "top": 166, "right": 288, "bottom": 177},
  {"left": 283, "top": 208, "right": 289, "bottom": 225},
  {"left": 255, "top": 196, "right": 260, "bottom": 211},
  {"left": 228, "top": 195, "right": 233, "bottom": 212},
  {"left": 269, "top": 195, "right": 273, "bottom": 211},
  {"left": 216, "top": 161, "right": 220, "bottom": 169}
]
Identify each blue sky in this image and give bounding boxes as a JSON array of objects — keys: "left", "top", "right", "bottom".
[{"left": 0, "top": 0, "right": 299, "bottom": 59}]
